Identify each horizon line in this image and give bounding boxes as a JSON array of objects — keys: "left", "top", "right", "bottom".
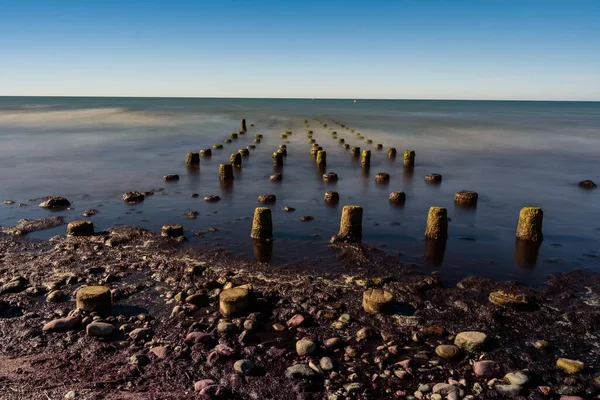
[{"left": 0, "top": 95, "right": 598, "bottom": 103}]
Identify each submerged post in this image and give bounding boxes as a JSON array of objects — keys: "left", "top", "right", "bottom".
[
  {"left": 251, "top": 207, "right": 273, "bottom": 240},
  {"left": 219, "top": 163, "right": 234, "bottom": 181},
  {"left": 361, "top": 150, "right": 371, "bottom": 167},
  {"left": 516, "top": 207, "right": 543, "bottom": 242},
  {"left": 316, "top": 150, "right": 327, "bottom": 168},
  {"left": 330, "top": 205, "right": 363, "bottom": 243},
  {"left": 241, "top": 119, "right": 247, "bottom": 132},
  {"left": 185, "top": 152, "right": 200, "bottom": 167},
  {"left": 351, "top": 147, "right": 360, "bottom": 157},
  {"left": 230, "top": 152, "right": 242, "bottom": 168},
  {"left": 273, "top": 151, "right": 284, "bottom": 167},
  {"left": 388, "top": 148, "right": 397, "bottom": 158},
  {"left": 425, "top": 206, "right": 448, "bottom": 240},
  {"left": 404, "top": 150, "right": 416, "bottom": 167}
]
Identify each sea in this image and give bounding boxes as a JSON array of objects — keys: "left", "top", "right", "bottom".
[{"left": 0, "top": 97, "right": 599, "bottom": 285}]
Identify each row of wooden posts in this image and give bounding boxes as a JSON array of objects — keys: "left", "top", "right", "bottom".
[{"left": 249, "top": 204, "right": 544, "bottom": 243}]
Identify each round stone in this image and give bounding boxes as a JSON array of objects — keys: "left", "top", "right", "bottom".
[
  {"left": 86, "top": 321, "right": 115, "bottom": 337},
  {"left": 320, "top": 357, "right": 334, "bottom": 371},
  {"left": 504, "top": 371, "right": 529, "bottom": 386},
  {"left": 286, "top": 364, "right": 316, "bottom": 379},
  {"left": 296, "top": 339, "right": 317, "bottom": 356},
  {"left": 454, "top": 331, "right": 487, "bottom": 352},
  {"left": 435, "top": 344, "right": 460, "bottom": 359},
  {"left": 234, "top": 359, "right": 255, "bottom": 375}
]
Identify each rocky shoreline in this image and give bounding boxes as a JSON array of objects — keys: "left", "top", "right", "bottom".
[{"left": 0, "top": 226, "right": 599, "bottom": 399}]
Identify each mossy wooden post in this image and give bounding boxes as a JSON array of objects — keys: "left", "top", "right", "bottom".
[
  {"left": 162, "top": 224, "right": 184, "bottom": 238},
  {"left": 230, "top": 152, "right": 242, "bottom": 168},
  {"left": 311, "top": 145, "right": 322, "bottom": 156},
  {"left": 316, "top": 150, "right": 327, "bottom": 168},
  {"left": 361, "top": 150, "right": 371, "bottom": 167},
  {"left": 389, "top": 192, "right": 406, "bottom": 205},
  {"left": 516, "top": 207, "right": 543, "bottom": 242},
  {"left": 404, "top": 150, "right": 416, "bottom": 167},
  {"left": 363, "top": 289, "right": 393, "bottom": 314},
  {"left": 185, "top": 152, "right": 200, "bottom": 167},
  {"left": 425, "top": 207, "right": 448, "bottom": 240},
  {"left": 388, "top": 148, "right": 397, "bottom": 159},
  {"left": 241, "top": 119, "right": 247, "bottom": 132},
  {"left": 331, "top": 205, "right": 363, "bottom": 243},
  {"left": 219, "top": 287, "right": 249, "bottom": 317},
  {"left": 273, "top": 151, "right": 284, "bottom": 167},
  {"left": 219, "top": 163, "right": 234, "bottom": 181},
  {"left": 454, "top": 190, "right": 478, "bottom": 207},
  {"left": 76, "top": 286, "right": 112, "bottom": 316},
  {"left": 351, "top": 147, "right": 360, "bottom": 157},
  {"left": 251, "top": 207, "right": 273, "bottom": 240}
]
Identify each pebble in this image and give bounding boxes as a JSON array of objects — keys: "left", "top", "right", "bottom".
[
  {"left": 338, "top": 313, "right": 351, "bottom": 324},
  {"left": 432, "top": 383, "right": 459, "bottom": 395},
  {"left": 286, "top": 364, "right": 316, "bottom": 379},
  {"left": 455, "top": 331, "right": 487, "bottom": 352},
  {"left": 495, "top": 384, "right": 521, "bottom": 396},
  {"left": 418, "top": 384, "right": 430, "bottom": 393},
  {"left": 534, "top": 339, "right": 549, "bottom": 348},
  {"left": 86, "top": 321, "right": 115, "bottom": 337},
  {"left": 474, "top": 360, "right": 500, "bottom": 378},
  {"left": 556, "top": 358, "right": 584, "bottom": 374},
  {"left": 64, "top": 391, "right": 79, "bottom": 399},
  {"left": 431, "top": 395, "right": 442, "bottom": 400},
  {"left": 356, "top": 327, "right": 369, "bottom": 341},
  {"left": 296, "top": 339, "right": 317, "bottom": 356},
  {"left": 434, "top": 344, "right": 460, "bottom": 359},
  {"left": 194, "top": 379, "right": 216, "bottom": 392},
  {"left": 287, "top": 314, "right": 305, "bottom": 328},
  {"left": 217, "top": 322, "right": 237, "bottom": 334},
  {"left": 46, "top": 290, "right": 66, "bottom": 303},
  {"left": 324, "top": 337, "right": 341, "bottom": 348},
  {"left": 43, "top": 316, "right": 80, "bottom": 333},
  {"left": 320, "top": 357, "right": 334, "bottom": 371},
  {"left": 504, "top": 371, "right": 529, "bottom": 386},
  {"left": 129, "top": 327, "right": 153, "bottom": 341},
  {"left": 343, "top": 383, "right": 362, "bottom": 393},
  {"left": 130, "top": 354, "right": 150, "bottom": 366},
  {"left": 150, "top": 346, "right": 169, "bottom": 359},
  {"left": 234, "top": 359, "right": 254, "bottom": 375}
]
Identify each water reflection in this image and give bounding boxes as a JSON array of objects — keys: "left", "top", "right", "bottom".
[
  {"left": 253, "top": 239, "right": 273, "bottom": 263},
  {"left": 515, "top": 239, "right": 540, "bottom": 269},
  {"left": 186, "top": 166, "right": 200, "bottom": 179},
  {"left": 424, "top": 239, "right": 446, "bottom": 266},
  {"left": 403, "top": 166, "right": 414, "bottom": 183}
]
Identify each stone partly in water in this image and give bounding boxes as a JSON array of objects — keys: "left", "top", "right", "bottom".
[
  {"left": 387, "top": 148, "right": 397, "bottom": 158},
  {"left": 251, "top": 207, "right": 272, "bottom": 240},
  {"left": 272, "top": 151, "right": 284, "bottom": 167},
  {"left": 454, "top": 331, "right": 488, "bottom": 352},
  {"left": 389, "top": 192, "right": 406, "bottom": 205},
  {"left": 425, "top": 173, "right": 443, "bottom": 184},
  {"left": 435, "top": 344, "right": 460, "bottom": 359},
  {"left": 324, "top": 191, "right": 340, "bottom": 204},
  {"left": 204, "top": 195, "right": 221, "bottom": 203},
  {"left": 213, "top": 144, "right": 223, "bottom": 149},
  {"left": 578, "top": 179, "right": 597, "bottom": 189},
  {"left": 258, "top": 193, "right": 276, "bottom": 204},
  {"left": 39, "top": 196, "right": 71, "bottom": 209},
  {"left": 67, "top": 220, "right": 94, "bottom": 236},
  {"left": 122, "top": 192, "right": 145, "bottom": 204},
  {"left": 230, "top": 152, "right": 242, "bottom": 168},
  {"left": 201, "top": 148, "right": 212, "bottom": 156},
  {"left": 425, "top": 207, "right": 448, "bottom": 240},
  {"left": 331, "top": 205, "right": 363, "bottom": 244},
  {"left": 351, "top": 146, "right": 360, "bottom": 157},
  {"left": 323, "top": 172, "right": 338, "bottom": 183},
  {"left": 516, "top": 207, "right": 544, "bottom": 242},
  {"left": 454, "top": 190, "right": 478, "bottom": 207},
  {"left": 404, "top": 150, "right": 416, "bottom": 167},
  {"left": 76, "top": 285, "right": 112, "bottom": 316},
  {"left": 556, "top": 358, "right": 584, "bottom": 374},
  {"left": 363, "top": 288, "right": 393, "bottom": 314},
  {"left": 82, "top": 209, "right": 99, "bottom": 217},
  {"left": 219, "top": 287, "right": 250, "bottom": 317},
  {"left": 163, "top": 174, "right": 179, "bottom": 182},
  {"left": 162, "top": 224, "right": 184, "bottom": 238}
]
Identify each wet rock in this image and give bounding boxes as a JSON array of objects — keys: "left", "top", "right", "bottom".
[
  {"left": 3, "top": 200, "right": 15, "bottom": 204},
  {"left": 162, "top": 224, "right": 183, "bottom": 238},
  {"left": 1, "top": 276, "right": 29, "bottom": 294},
  {"left": 578, "top": 180, "right": 596, "bottom": 189},
  {"left": 213, "top": 144, "right": 223, "bottom": 149},
  {"left": 283, "top": 206, "right": 295, "bottom": 212},
  {"left": 2, "top": 217, "right": 65, "bottom": 235},
  {"left": 454, "top": 190, "right": 478, "bottom": 206},
  {"left": 163, "top": 174, "right": 179, "bottom": 182},
  {"left": 185, "top": 211, "right": 199, "bottom": 220},
  {"left": 504, "top": 371, "right": 529, "bottom": 386},
  {"left": 67, "top": 220, "right": 94, "bottom": 236},
  {"left": 296, "top": 339, "right": 317, "bottom": 356},
  {"left": 473, "top": 360, "right": 499, "bottom": 378},
  {"left": 455, "top": 331, "right": 488, "bottom": 352},
  {"left": 122, "top": 192, "right": 145, "bottom": 204},
  {"left": 82, "top": 209, "right": 99, "bottom": 217},
  {"left": 86, "top": 321, "right": 115, "bottom": 337},
  {"left": 130, "top": 354, "right": 150, "bottom": 366},
  {"left": 219, "top": 287, "right": 249, "bottom": 317},
  {"left": 39, "top": 196, "right": 71, "bottom": 209},
  {"left": 129, "top": 327, "right": 153, "bottom": 342},
  {"left": 324, "top": 191, "right": 339, "bottom": 203},
  {"left": 270, "top": 173, "right": 283, "bottom": 182},
  {"left": 287, "top": 314, "right": 305, "bottom": 328},
  {"left": 556, "top": 358, "right": 584, "bottom": 374},
  {"left": 299, "top": 216, "right": 314, "bottom": 222},
  {"left": 258, "top": 193, "right": 276, "bottom": 204},
  {"left": 238, "top": 148, "right": 249, "bottom": 157},
  {"left": 374, "top": 172, "right": 390, "bottom": 183},
  {"left": 425, "top": 173, "right": 442, "bottom": 184},
  {"left": 234, "top": 359, "right": 254, "bottom": 375},
  {"left": 43, "top": 316, "right": 80, "bottom": 333},
  {"left": 322, "top": 172, "right": 338, "bottom": 183},
  {"left": 286, "top": 364, "right": 316, "bottom": 379},
  {"left": 200, "top": 148, "right": 212, "bottom": 157},
  {"left": 204, "top": 195, "right": 221, "bottom": 203},
  {"left": 435, "top": 344, "right": 460, "bottom": 359},
  {"left": 389, "top": 192, "right": 406, "bottom": 205},
  {"left": 46, "top": 290, "right": 66, "bottom": 303}
]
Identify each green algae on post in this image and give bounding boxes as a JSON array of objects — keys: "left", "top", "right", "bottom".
[
  {"left": 251, "top": 207, "right": 273, "bottom": 240},
  {"left": 404, "top": 150, "right": 416, "bottom": 167},
  {"left": 316, "top": 150, "right": 327, "bottom": 167},
  {"left": 351, "top": 146, "right": 360, "bottom": 157},
  {"left": 425, "top": 207, "right": 448, "bottom": 240},
  {"left": 361, "top": 149, "right": 371, "bottom": 167},
  {"left": 272, "top": 151, "right": 284, "bottom": 166},
  {"left": 230, "top": 152, "right": 242, "bottom": 167},
  {"left": 516, "top": 207, "right": 543, "bottom": 242},
  {"left": 330, "top": 205, "right": 363, "bottom": 243},
  {"left": 185, "top": 152, "right": 200, "bottom": 167},
  {"left": 219, "top": 163, "right": 234, "bottom": 181}
]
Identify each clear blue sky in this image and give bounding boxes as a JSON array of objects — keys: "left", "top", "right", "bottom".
[{"left": 0, "top": 0, "right": 598, "bottom": 100}]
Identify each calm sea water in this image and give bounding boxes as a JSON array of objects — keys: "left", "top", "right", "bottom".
[{"left": 1, "top": 97, "right": 599, "bottom": 284}]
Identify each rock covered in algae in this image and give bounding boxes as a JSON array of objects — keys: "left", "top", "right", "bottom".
[
  {"left": 76, "top": 286, "right": 112, "bottom": 315},
  {"left": 123, "top": 192, "right": 145, "bottom": 204},
  {"left": 67, "top": 220, "right": 94, "bottom": 236},
  {"left": 362, "top": 288, "right": 393, "bottom": 314},
  {"left": 331, "top": 205, "right": 363, "bottom": 244},
  {"left": 516, "top": 207, "right": 543, "bottom": 242},
  {"left": 219, "top": 287, "right": 250, "bottom": 317},
  {"left": 39, "top": 196, "right": 71, "bottom": 209}
]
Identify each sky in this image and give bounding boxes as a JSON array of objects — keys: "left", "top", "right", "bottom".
[{"left": 0, "top": 0, "right": 598, "bottom": 100}]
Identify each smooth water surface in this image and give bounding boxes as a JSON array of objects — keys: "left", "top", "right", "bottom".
[{"left": 1, "top": 97, "right": 599, "bottom": 284}]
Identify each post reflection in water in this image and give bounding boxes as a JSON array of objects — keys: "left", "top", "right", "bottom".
[
  {"left": 424, "top": 239, "right": 446, "bottom": 267},
  {"left": 253, "top": 239, "right": 273, "bottom": 263},
  {"left": 403, "top": 166, "right": 414, "bottom": 183},
  {"left": 186, "top": 166, "right": 200, "bottom": 179},
  {"left": 514, "top": 239, "right": 540, "bottom": 269}
]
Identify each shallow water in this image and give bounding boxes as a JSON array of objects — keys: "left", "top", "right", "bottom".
[{"left": 1, "top": 97, "right": 599, "bottom": 285}]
